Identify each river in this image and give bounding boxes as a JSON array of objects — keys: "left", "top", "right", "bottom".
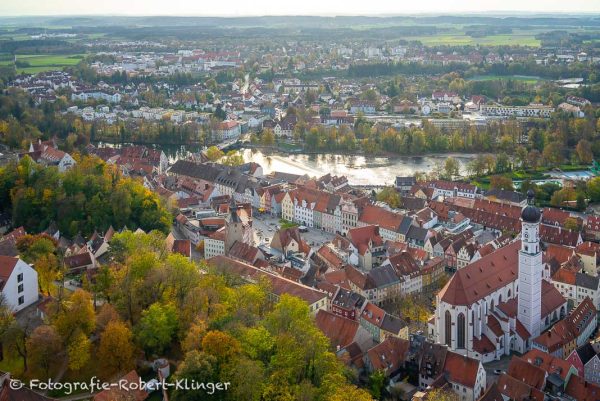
[{"left": 239, "top": 149, "right": 477, "bottom": 186}]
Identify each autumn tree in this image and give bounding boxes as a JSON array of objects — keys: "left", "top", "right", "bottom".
[
  {"left": 576, "top": 139, "right": 594, "bottom": 164},
  {"left": 564, "top": 217, "right": 580, "bottom": 231},
  {"left": 27, "top": 325, "right": 63, "bottom": 379},
  {"left": 201, "top": 330, "right": 241, "bottom": 368},
  {"left": 542, "top": 141, "right": 564, "bottom": 166},
  {"left": 53, "top": 289, "right": 96, "bottom": 344},
  {"left": 98, "top": 321, "right": 135, "bottom": 379},
  {"left": 221, "top": 150, "right": 245, "bottom": 167},
  {"left": 67, "top": 330, "right": 91, "bottom": 371},
  {"left": 95, "top": 303, "right": 121, "bottom": 334},
  {"left": 490, "top": 175, "right": 514, "bottom": 191},
  {"left": 205, "top": 146, "right": 224, "bottom": 162},
  {"left": 376, "top": 187, "right": 402, "bottom": 209},
  {"left": 181, "top": 320, "right": 207, "bottom": 353}
]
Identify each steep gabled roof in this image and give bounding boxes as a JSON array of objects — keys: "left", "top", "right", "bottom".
[
  {"left": 315, "top": 310, "right": 360, "bottom": 348},
  {"left": 439, "top": 241, "right": 520, "bottom": 306}
]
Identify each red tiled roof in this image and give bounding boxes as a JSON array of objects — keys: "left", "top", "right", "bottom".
[
  {"left": 533, "top": 319, "right": 575, "bottom": 353},
  {"left": 315, "top": 310, "right": 360, "bottom": 348},
  {"left": 443, "top": 351, "right": 481, "bottom": 388},
  {"left": 523, "top": 348, "right": 574, "bottom": 381},
  {"left": 565, "top": 373, "right": 600, "bottom": 401},
  {"left": 439, "top": 241, "right": 520, "bottom": 305},
  {"left": 367, "top": 336, "right": 409, "bottom": 374},
  {"left": 0, "top": 256, "right": 18, "bottom": 291},
  {"left": 487, "top": 314, "right": 504, "bottom": 337},
  {"left": 567, "top": 297, "right": 597, "bottom": 337},
  {"left": 347, "top": 225, "right": 383, "bottom": 256},
  {"left": 545, "top": 244, "right": 575, "bottom": 265},
  {"left": 228, "top": 241, "right": 260, "bottom": 263},
  {"left": 515, "top": 319, "right": 532, "bottom": 340},
  {"left": 507, "top": 357, "right": 546, "bottom": 390},
  {"left": 359, "top": 204, "right": 407, "bottom": 233},
  {"left": 553, "top": 267, "right": 577, "bottom": 285},
  {"left": 172, "top": 239, "right": 191, "bottom": 257},
  {"left": 540, "top": 280, "right": 567, "bottom": 318},
  {"left": 472, "top": 334, "right": 495, "bottom": 354},
  {"left": 361, "top": 302, "right": 386, "bottom": 327},
  {"left": 497, "top": 373, "right": 545, "bottom": 401},
  {"left": 576, "top": 241, "right": 600, "bottom": 257}
]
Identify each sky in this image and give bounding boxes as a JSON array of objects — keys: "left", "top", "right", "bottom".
[{"left": 1, "top": 0, "right": 599, "bottom": 17}]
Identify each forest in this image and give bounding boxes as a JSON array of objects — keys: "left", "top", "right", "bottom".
[
  {"left": 0, "top": 155, "right": 172, "bottom": 237},
  {"left": 0, "top": 230, "right": 374, "bottom": 401}
]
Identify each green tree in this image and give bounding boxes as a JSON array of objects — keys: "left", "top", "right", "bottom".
[
  {"left": 171, "top": 350, "right": 219, "bottom": 401},
  {"left": 206, "top": 146, "right": 225, "bottom": 162},
  {"left": 443, "top": 157, "right": 460, "bottom": 179},
  {"left": 261, "top": 128, "right": 275, "bottom": 146},
  {"left": 135, "top": 302, "right": 178, "bottom": 355},
  {"left": 376, "top": 187, "right": 402, "bottom": 209},
  {"left": 368, "top": 370, "right": 386, "bottom": 400}
]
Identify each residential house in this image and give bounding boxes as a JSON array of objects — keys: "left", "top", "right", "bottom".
[
  {"left": 346, "top": 225, "right": 386, "bottom": 270},
  {"left": 395, "top": 176, "right": 416, "bottom": 194},
  {"left": 567, "top": 343, "right": 600, "bottom": 385},
  {"left": 213, "top": 120, "right": 241, "bottom": 140},
  {"left": 358, "top": 204, "right": 413, "bottom": 242},
  {"left": 315, "top": 310, "right": 373, "bottom": 350},
  {"left": 359, "top": 302, "right": 408, "bottom": 342},
  {"left": 0, "top": 256, "right": 39, "bottom": 312},
  {"left": 364, "top": 336, "right": 410, "bottom": 379}
]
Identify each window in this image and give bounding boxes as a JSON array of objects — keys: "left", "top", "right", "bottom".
[
  {"left": 445, "top": 311, "right": 452, "bottom": 346},
  {"left": 18, "top": 283, "right": 23, "bottom": 293},
  {"left": 17, "top": 273, "right": 23, "bottom": 283},
  {"left": 457, "top": 313, "right": 466, "bottom": 349},
  {"left": 18, "top": 296, "right": 24, "bottom": 305}
]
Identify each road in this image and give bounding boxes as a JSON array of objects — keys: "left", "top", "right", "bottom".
[{"left": 482, "top": 355, "right": 512, "bottom": 385}]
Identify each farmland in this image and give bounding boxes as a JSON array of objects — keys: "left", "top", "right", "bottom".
[
  {"left": 0, "top": 53, "right": 84, "bottom": 74},
  {"left": 467, "top": 75, "right": 544, "bottom": 84}
]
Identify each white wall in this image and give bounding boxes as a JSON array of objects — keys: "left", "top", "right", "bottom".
[{"left": 3, "top": 259, "right": 39, "bottom": 312}]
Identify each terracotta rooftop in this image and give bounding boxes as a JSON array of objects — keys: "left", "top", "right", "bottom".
[
  {"left": 315, "top": 310, "right": 360, "bottom": 349},
  {"left": 367, "top": 336, "right": 409, "bottom": 375},
  {"left": 438, "top": 241, "right": 520, "bottom": 306},
  {"left": 443, "top": 351, "right": 481, "bottom": 388}
]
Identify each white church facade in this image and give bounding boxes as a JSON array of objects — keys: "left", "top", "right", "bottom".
[{"left": 429, "top": 191, "right": 568, "bottom": 362}]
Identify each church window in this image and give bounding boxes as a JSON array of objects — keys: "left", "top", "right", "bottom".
[
  {"left": 445, "top": 311, "right": 452, "bottom": 346},
  {"left": 457, "top": 313, "right": 466, "bottom": 349}
]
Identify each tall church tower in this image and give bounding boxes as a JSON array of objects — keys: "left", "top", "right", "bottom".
[{"left": 518, "top": 190, "right": 543, "bottom": 339}]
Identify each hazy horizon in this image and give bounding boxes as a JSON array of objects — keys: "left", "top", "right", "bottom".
[{"left": 1, "top": 0, "right": 599, "bottom": 17}]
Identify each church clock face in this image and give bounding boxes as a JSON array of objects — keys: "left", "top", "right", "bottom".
[{"left": 524, "top": 232, "right": 528, "bottom": 240}]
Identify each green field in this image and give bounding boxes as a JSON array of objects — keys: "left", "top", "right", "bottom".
[
  {"left": 467, "top": 75, "right": 543, "bottom": 83},
  {"left": 402, "top": 33, "right": 541, "bottom": 47},
  {"left": 0, "top": 53, "right": 85, "bottom": 74}
]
